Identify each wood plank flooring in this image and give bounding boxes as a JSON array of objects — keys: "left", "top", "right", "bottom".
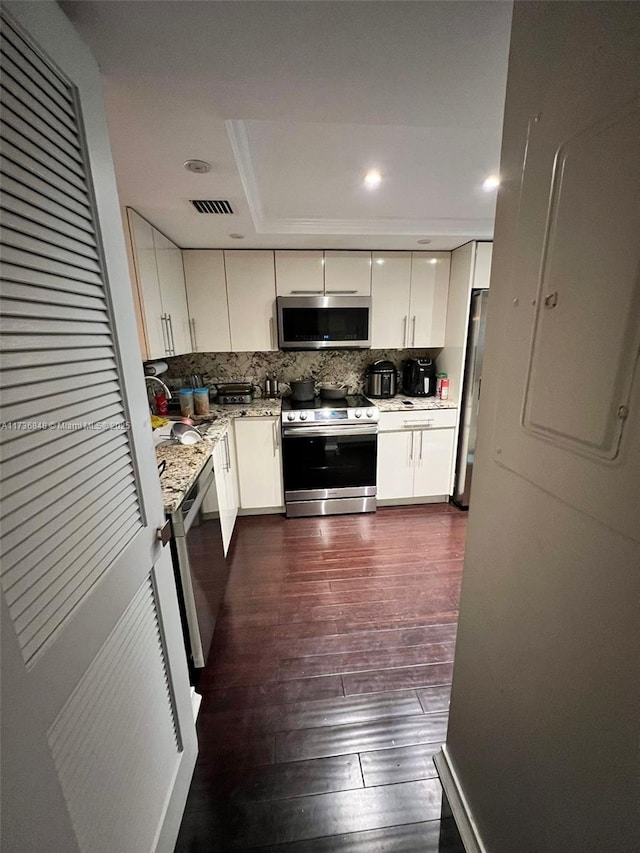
[{"left": 175, "top": 504, "right": 467, "bottom": 852}]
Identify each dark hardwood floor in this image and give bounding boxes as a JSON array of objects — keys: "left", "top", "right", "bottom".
[{"left": 175, "top": 504, "right": 467, "bottom": 852}]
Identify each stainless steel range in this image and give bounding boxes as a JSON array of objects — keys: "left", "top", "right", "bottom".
[{"left": 281, "top": 395, "right": 379, "bottom": 518}]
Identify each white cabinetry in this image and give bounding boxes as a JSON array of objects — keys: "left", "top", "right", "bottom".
[
  {"left": 202, "top": 429, "right": 239, "bottom": 556},
  {"left": 377, "top": 409, "right": 456, "bottom": 501},
  {"left": 234, "top": 416, "right": 284, "bottom": 510},
  {"left": 473, "top": 242, "right": 493, "bottom": 290},
  {"left": 371, "top": 252, "right": 412, "bottom": 348},
  {"left": 370, "top": 252, "right": 450, "bottom": 348},
  {"left": 126, "top": 208, "right": 192, "bottom": 358},
  {"left": 182, "top": 251, "right": 231, "bottom": 352},
  {"left": 275, "top": 250, "right": 324, "bottom": 296},
  {"left": 323, "top": 251, "right": 371, "bottom": 295},
  {"left": 224, "top": 251, "right": 277, "bottom": 351}
]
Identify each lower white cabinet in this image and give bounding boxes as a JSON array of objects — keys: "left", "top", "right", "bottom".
[
  {"left": 234, "top": 416, "right": 284, "bottom": 510},
  {"left": 377, "top": 409, "right": 456, "bottom": 500},
  {"left": 202, "top": 429, "right": 238, "bottom": 555}
]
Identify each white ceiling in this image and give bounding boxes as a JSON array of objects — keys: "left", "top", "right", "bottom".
[{"left": 62, "top": 0, "right": 513, "bottom": 250}]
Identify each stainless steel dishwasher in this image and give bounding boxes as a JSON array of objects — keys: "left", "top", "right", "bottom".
[{"left": 169, "top": 456, "right": 229, "bottom": 676}]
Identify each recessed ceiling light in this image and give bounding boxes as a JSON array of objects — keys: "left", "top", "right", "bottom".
[
  {"left": 229, "top": 233, "right": 245, "bottom": 239},
  {"left": 184, "top": 159, "right": 211, "bottom": 174},
  {"left": 364, "top": 169, "right": 382, "bottom": 189},
  {"left": 482, "top": 174, "right": 500, "bottom": 191},
  {"left": 429, "top": 258, "right": 438, "bottom": 265},
  {"left": 375, "top": 258, "right": 385, "bottom": 265},
  {"left": 417, "top": 238, "right": 432, "bottom": 245}
]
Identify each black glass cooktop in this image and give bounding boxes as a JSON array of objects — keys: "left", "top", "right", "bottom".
[{"left": 281, "top": 394, "right": 371, "bottom": 411}]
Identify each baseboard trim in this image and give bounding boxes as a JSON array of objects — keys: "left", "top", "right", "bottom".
[
  {"left": 434, "top": 745, "right": 487, "bottom": 853},
  {"left": 377, "top": 495, "right": 448, "bottom": 507}
]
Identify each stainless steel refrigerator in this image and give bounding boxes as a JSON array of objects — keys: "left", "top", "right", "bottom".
[{"left": 453, "top": 289, "right": 489, "bottom": 508}]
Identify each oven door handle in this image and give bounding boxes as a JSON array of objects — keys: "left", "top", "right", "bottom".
[{"left": 282, "top": 425, "right": 378, "bottom": 438}]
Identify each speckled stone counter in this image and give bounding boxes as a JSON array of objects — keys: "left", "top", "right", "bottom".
[
  {"left": 156, "top": 398, "right": 282, "bottom": 513},
  {"left": 370, "top": 394, "right": 457, "bottom": 412}
]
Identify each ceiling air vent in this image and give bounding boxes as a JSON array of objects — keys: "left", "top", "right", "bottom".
[{"left": 190, "top": 199, "right": 234, "bottom": 214}]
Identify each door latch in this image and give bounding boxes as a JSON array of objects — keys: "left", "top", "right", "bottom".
[{"left": 156, "top": 520, "right": 172, "bottom": 547}]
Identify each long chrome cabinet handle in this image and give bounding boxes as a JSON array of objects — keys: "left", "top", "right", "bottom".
[
  {"left": 272, "top": 420, "right": 279, "bottom": 455},
  {"left": 166, "top": 313, "right": 176, "bottom": 355},
  {"left": 402, "top": 315, "right": 408, "bottom": 347},
  {"left": 411, "top": 315, "right": 416, "bottom": 347},
  {"left": 270, "top": 316, "right": 277, "bottom": 349},
  {"left": 190, "top": 317, "right": 198, "bottom": 351},
  {"left": 403, "top": 420, "right": 434, "bottom": 428},
  {"left": 419, "top": 430, "right": 424, "bottom": 462},
  {"left": 291, "top": 289, "right": 324, "bottom": 294},
  {"left": 325, "top": 289, "right": 358, "bottom": 294},
  {"left": 409, "top": 430, "right": 414, "bottom": 461},
  {"left": 160, "top": 315, "right": 170, "bottom": 355}
]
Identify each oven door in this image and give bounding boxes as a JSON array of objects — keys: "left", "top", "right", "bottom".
[{"left": 282, "top": 424, "right": 377, "bottom": 499}]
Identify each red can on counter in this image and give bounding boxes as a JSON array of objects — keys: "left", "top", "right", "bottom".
[{"left": 436, "top": 373, "right": 449, "bottom": 400}]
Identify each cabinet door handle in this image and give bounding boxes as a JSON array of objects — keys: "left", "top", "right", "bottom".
[
  {"left": 402, "top": 315, "right": 408, "bottom": 347},
  {"left": 166, "top": 313, "right": 176, "bottom": 355},
  {"left": 419, "top": 430, "right": 424, "bottom": 462},
  {"left": 409, "top": 430, "right": 414, "bottom": 462},
  {"left": 160, "top": 315, "right": 170, "bottom": 355},
  {"left": 190, "top": 317, "right": 198, "bottom": 351},
  {"left": 411, "top": 315, "right": 416, "bottom": 347},
  {"left": 403, "top": 419, "right": 434, "bottom": 429},
  {"left": 325, "top": 289, "right": 358, "bottom": 294},
  {"left": 224, "top": 434, "right": 231, "bottom": 471},
  {"left": 291, "top": 289, "right": 323, "bottom": 294},
  {"left": 270, "top": 316, "right": 277, "bottom": 350},
  {"left": 272, "top": 420, "right": 279, "bottom": 456}
]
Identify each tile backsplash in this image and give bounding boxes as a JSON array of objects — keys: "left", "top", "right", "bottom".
[{"left": 165, "top": 349, "right": 441, "bottom": 394}]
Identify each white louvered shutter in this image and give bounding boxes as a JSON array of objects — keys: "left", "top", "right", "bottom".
[{"left": 0, "top": 19, "right": 143, "bottom": 667}]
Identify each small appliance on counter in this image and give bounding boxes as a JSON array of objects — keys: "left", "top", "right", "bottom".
[
  {"left": 365, "top": 360, "right": 397, "bottom": 398},
  {"left": 402, "top": 358, "right": 437, "bottom": 397},
  {"left": 215, "top": 382, "right": 255, "bottom": 405}
]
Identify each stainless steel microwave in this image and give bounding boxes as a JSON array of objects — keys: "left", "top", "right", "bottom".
[{"left": 276, "top": 296, "right": 371, "bottom": 350}]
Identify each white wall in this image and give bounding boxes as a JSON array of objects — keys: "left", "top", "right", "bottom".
[{"left": 444, "top": 3, "right": 640, "bottom": 852}]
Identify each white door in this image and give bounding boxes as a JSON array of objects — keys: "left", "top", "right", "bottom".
[
  {"left": 235, "top": 417, "right": 283, "bottom": 509},
  {"left": 153, "top": 229, "right": 191, "bottom": 355},
  {"left": 371, "top": 252, "right": 412, "bottom": 348},
  {"left": 409, "top": 252, "right": 451, "bottom": 347},
  {"left": 377, "top": 431, "right": 415, "bottom": 499},
  {"left": 127, "top": 209, "right": 166, "bottom": 358},
  {"left": 0, "top": 6, "right": 196, "bottom": 853},
  {"left": 275, "top": 250, "right": 324, "bottom": 295},
  {"left": 323, "top": 250, "right": 372, "bottom": 295},
  {"left": 225, "top": 250, "right": 277, "bottom": 351},
  {"left": 412, "top": 428, "right": 456, "bottom": 498},
  {"left": 183, "top": 250, "right": 231, "bottom": 352}
]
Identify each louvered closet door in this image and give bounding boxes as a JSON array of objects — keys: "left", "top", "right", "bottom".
[{"left": 0, "top": 6, "right": 196, "bottom": 853}]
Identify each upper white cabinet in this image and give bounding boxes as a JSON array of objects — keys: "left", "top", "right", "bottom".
[
  {"left": 127, "top": 209, "right": 192, "bottom": 359},
  {"left": 371, "top": 251, "right": 450, "bottom": 348},
  {"left": 275, "top": 250, "right": 372, "bottom": 296},
  {"left": 275, "top": 250, "right": 324, "bottom": 296},
  {"left": 409, "top": 252, "right": 451, "bottom": 348},
  {"left": 182, "top": 251, "right": 231, "bottom": 352},
  {"left": 323, "top": 251, "right": 372, "bottom": 295},
  {"left": 371, "top": 252, "right": 413, "bottom": 348},
  {"left": 224, "top": 251, "right": 277, "bottom": 351},
  {"left": 152, "top": 229, "right": 191, "bottom": 355},
  {"left": 473, "top": 242, "right": 493, "bottom": 290}
]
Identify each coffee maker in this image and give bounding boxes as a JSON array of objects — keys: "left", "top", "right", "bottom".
[{"left": 402, "top": 358, "right": 437, "bottom": 397}]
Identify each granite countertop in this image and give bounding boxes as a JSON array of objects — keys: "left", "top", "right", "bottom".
[
  {"left": 156, "top": 398, "right": 282, "bottom": 513},
  {"left": 371, "top": 394, "right": 457, "bottom": 412}
]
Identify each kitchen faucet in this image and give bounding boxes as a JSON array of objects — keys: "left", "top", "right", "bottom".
[
  {"left": 145, "top": 375, "right": 172, "bottom": 399},
  {"left": 145, "top": 376, "right": 172, "bottom": 414}
]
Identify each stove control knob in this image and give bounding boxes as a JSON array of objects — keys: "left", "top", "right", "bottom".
[
  {"left": 287, "top": 412, "right": 295, "bottom": 421},
  {"left": 354, "top": 409, "right": 363, "bottom": 418},
  {"left": 300, "top": 412, "right": 308, "bottom": 421},
  {"left": 366, "top": 408, "right": 375, "bottom": 418}
]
